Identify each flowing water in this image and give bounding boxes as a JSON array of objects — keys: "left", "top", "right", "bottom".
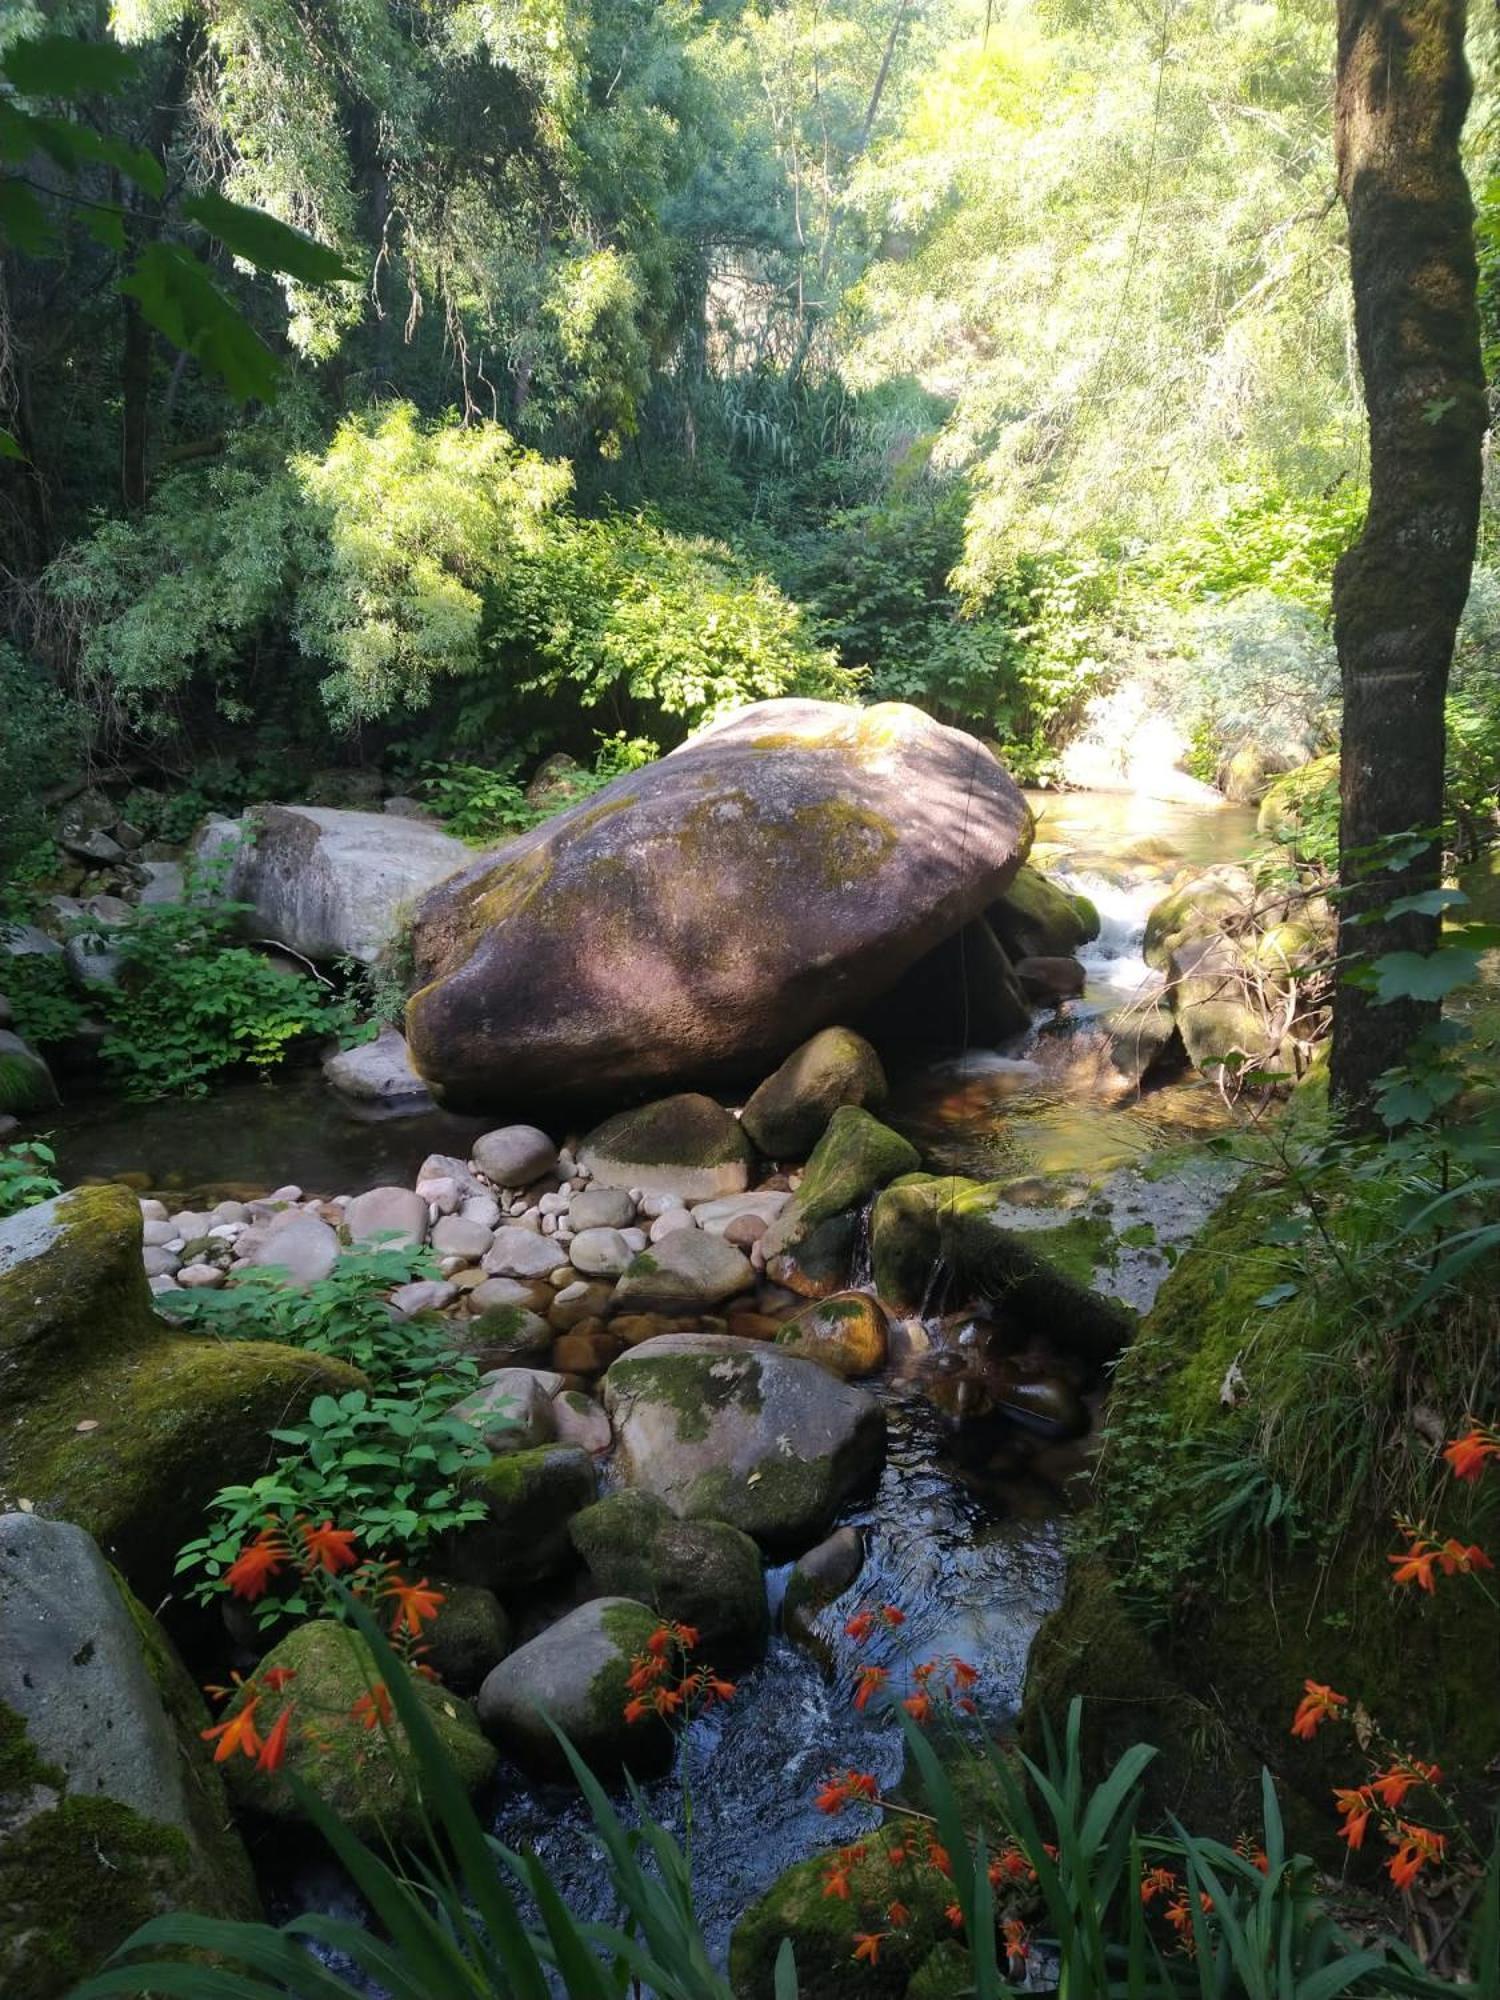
[{"left": 50, "top": 789, "right": 1259, "bottom": 1968}]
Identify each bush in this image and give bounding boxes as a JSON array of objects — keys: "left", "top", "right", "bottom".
[
  {"left": 0, "top": 1138, "right": 61, "bottom": 1219},
  {"left": 0, "top": 643, "right": 80, "bottom": 874}
]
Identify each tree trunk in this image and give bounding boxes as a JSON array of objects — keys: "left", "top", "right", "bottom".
[{"left": 1329, "top": 0, "right": 1487, "bottom": 1124}]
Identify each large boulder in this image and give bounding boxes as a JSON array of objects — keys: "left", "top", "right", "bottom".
[
  {"left": 207, "top": 804, "right": 469, "bottom": 965},
  {"left": 0, "top": 1029, "right": 56, "bottom": 1117},
  {"left": 569, "top": 1489, "right": 769, "bottom": 1664},
  {"left": 740, "top": 1027, "right": 887, "bottom": 1159},
  {"left": 602, "top": 1334, "right": 884, "bottom": 1548},
  {"left": 0, "top": 1513, "right": 256, "bottom": 2000},
  {"left": 406, "top": 700, "right": 1033, "bottom": 1106},
  {"left": 476, "top": 1597, "right": 670, "bottom": 1780},
  {"left": 0, "top": 1186, "right": 363, "bottom": 1602},
  {"left": 579, "top": 1093, "right": 753, "bottom": 1199},
  {"left": 218, "top": 1620, "right": 495, "bottom": 1844}
]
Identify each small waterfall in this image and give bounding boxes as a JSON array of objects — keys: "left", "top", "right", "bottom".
[{"left": 1054, "top": 865, "right": 1165, "bottom": 1011}]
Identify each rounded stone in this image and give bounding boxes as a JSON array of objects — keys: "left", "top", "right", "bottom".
[
  {"left": 568, "top": 1186, "right": 636, "bottom": 1231},
  {"left": 344, "top": 1185, "right": 429, "bottom": 1250},
  {"left": 482, "top": 1225, "right": 565, "bottom": 1280},
  {"left": 430, "top": 1214, "right": 495, "bottom": 1260},
  {"left": 568, "top": 1227, "right": 633, "bottom": 1277},
  {"left": 476, "top": 1597, "right": 671, "bottom": 1780},
  {"left": 472, "top": 1125, "right": 559, "bottom": 1187}
]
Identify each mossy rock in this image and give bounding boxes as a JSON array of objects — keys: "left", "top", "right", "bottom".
[
  {"left": 220, "top": 1621, "right": 496, "bottom": 1845},
  {"left": 905, "top": 1942, "right": 973, "bottom": 1998},
  {"left": 1020, "top": 1182, "right": 1500, "bottom": 1844},
  {"left": 0, "top": 1029, "right": 57, "bottom": 1116},
  {"left": 1, "top": 1516, "right": 256, "bottom": 2000},
  {"left": 579, "top": 1093, "right": 754, "bottom": 1198},
  {"left": 446, "top": 1444, "right": 597, "bottom": 1588},
  {"left": 761, "top": 1108, "right": 919, "bottom": 1267},
  {"left": 423, "top": 1582, "right": 510, "bottom": 1695},
  {"left": 1141, "top": 866, "right": 1254, "bottom": 972},
  {"left": 569, "top": 1490, "right": 769, "bottom": 1665},
  {"left": 1166, "top": 937, "right": 1276, "bottom": 1071},
  {"left": 0, "top": 1186, "right": 365, "bottom": 1603},
  {"left": 869, "top": 1177, "right": 1135, "bottom": 1363},
  {"left": 1256, "top": 756, "right": 1339, "bottom": 854},
  {"left": 776, "top": 1290, "right": 889, "bottom": 1378},
  {"left": 741, "top": 1027, "right": 888, "bottom": 1160},
  {"left": 476, "top": 1596, "right": 671, "bottom": 1780},
  {"left": 730, "top": 1822, "right": 954, "bottom": 1999},
  {"left": 989, "top": 864, "right": 1099, "bottom": 961}
]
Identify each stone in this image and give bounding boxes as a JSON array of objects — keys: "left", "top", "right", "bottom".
[
  {"left": 552, "top": 1328, "right": 624, "bottom": 1375},
  {"left": 602, "top": 1334, "right": 885, "bottom": 1547},
  {"left": 570, "top": 1489, "right": 768, "bottom": 1666},
  {"left": 1167, "top": 936, "right": 1277, "bottom": 1073},
  {"left": 141, "top": 1246, "right": 180, "bottom": 1279},
  {"left": 446, "top": 1445, "right": 597, "bottom": 1588},
  {"left": 345, "top": 1184, "right": 429, "bottom": 1250},
  {"left": 430, "top": 1214, "right": 494, "bottom": 1260},
  {"left": 423, "top": 1583, "right": 510, "bottom": 1695},
  {"left": 0, "top": 1513, "right": 256, "bottom": 2000},
  {"left": 0, "top": 1028, "right": 56, "bottom": 1116},
  {"left": 471, "top": 1124, "right": 558, "bottom": 1187},
  {"left": 775, "top": 1290, "right": 889, "bottom": 1378},
  {"left": 201, "top": 803, "right": 469, "bottom": 964},
  {"left": 1143, "top": 865, "right": 1257, "bottom": 972},
  {"left": 1105, "top": 1001, "right": 1183, "bottom": 1087},
  {"left": 461, "top": 1193, "right": 502, "bottom": 1228},
  {"left": 453, "top": 1368, "right": 558, "bottom": 1451},
  {"left": 418, "top": 1152, "right": 487, "bottom": 1200},
  {"left": 568, "top": 1226, "right": 633, "bottom": 1276},
  {"left": 568, "top": 1186, "right": 636, "bottom": 1231},
  {"left": 220, "top": 1622, "right": 495, "bottom": 1843},
  {"left": 0, "top": 1187, "right": 363, "bottom": 1603},
  {"left": 247, "top": 1210, "right": 340, "bottom": 1286},
  {"left": 691, "top": 1191, "right": 793, "bottom": 1235},
  {"left": 782, "top": 1525, "right": 864, "bottom": 1642},
  {"left": 469, "top": 1275, "right": 553, "bottom": 1315},
  {"left": 63, "top": 932, "right": 124, "bottom": 991},
  {"left": 740, "top": 1027, "right": 888, "bottom": 1159},
  {"left": 759, "top": 1106, "right": 919, "bottom": 1263},
  {"left": 177, "top": 1263, "right": 225, "bottom": 1289},
  {"left": 390, "top": 1279, "right": 458, "bottom": 1317},
  {"left": 552, "top": 1387, "right": 613, "bottom": 1455},
  {"left": 579, "top": 1094, "right": 754, "bottom": 1201},
  {"left": 136, "top": 860, "right": 185, "bottom": 906},
  {"left": 323, "top": 1027, "right": 435, "bottom": 1114},
  {"left": 407, "top": 699, "right": 1033, "bottom": 1106},
  {"left": 612, "top": 1312, "right": 685, "bottom": 1347},
  {"left": 482, "top": 1225, "right": 565, "bottom": 1279},
  {"left": 725, "top": 1214, "right": 768, "bottom": 1249},
  {"left": 462, "top": 1304, "right": 554, "bottom": 1368},
  {"left": 548, "top": 1279, "right": 615, "bottom": 1330},
  {"left": 524, "top": 751, "right": 585, "bottom": 811},
  {"left": 611, "top": 1230, "right": 756, "bottom": 1313},
  {"left": 649, "top": 1209, "right": 698, "bottom": 1243},
  {"left": 477, "top": 1597, "right": 671, "bottom": 1780},
  {"left": 1015, "top": 954, "right": 1087, "bottom": 1004},
  {"left": 990, "top": 862, "right": 1100, "bottom": 961}
]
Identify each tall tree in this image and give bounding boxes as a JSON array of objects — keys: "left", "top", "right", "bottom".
[{"left": 1329, "top": 0, "right": 1488, "bottom": 1121}]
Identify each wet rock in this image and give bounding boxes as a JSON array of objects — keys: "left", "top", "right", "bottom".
[
  {"left": 1105, "top": 1001, "right": 1183, "bottom": 1087},
  {"left": 691, "top": 1190, "right": 794, "bottom": 1236},
  {"left": 472, "top": 1124, "right": 558, "bottom": 1187},
  {"left": 579, "top": 1093, "right": 753, "bottom": 1200},
  {"left": 740, "top": 1027, "right": 888, "bottom": 1159},
  {"left": 1015, "top": 954, "right": 1086, "bottom": 1004},
  {"left": 1166, "top": 936, "right": 1277, "bottom": 1072},
  {"left": 783, "top": 1524, "right": 863, "bottom": 1641},
  {"left": 990, "top": 863, "right": 1100, "bottom": 961},
  {"left": 422, "top": 1582, "right": 510, "bottom": 1694},
  {"left": 759, "top": 1106, "right": 918, "bottom": 1262},
  {"left": 323, "top": 1027, "right": 435, "bottom": 1114},
  {"left": 603, "top": 1334, "right": 884, "bottom": 1547},
  {"left": 0, "top": 1513, "right": 256, "bottom": 2000},
  {"left": 611, "top": 1230, "right": 756, "bottom": 1313},
  {"left": 220, "top": 1622, "right": 495, "bottom": 1843},
  {"left": 548, "top": 1278, "right": 616, "bottom": 1330},
  {"left": 447, "top": 1444, "right": 597, "bottom": 1588},
  {"left": 345, "top": 1184, "right": 428, "bottom": 1249},
  {"left": 406, "top": 699, "right": 1033, "bottom": 1107},
  {"left": 572, "top": 1489, "right": 768, "bottom": 1664},
  {"left": 552, "top": 1328, "right": 625, "bottom": 1376},
  {"left": 775, "top": 1290, "right": 889, "bottom": 1378},
  {"left": 477, "top": 1598, "right": 671, "bottom": 1780},
  {"left": 860, "top": 915, "right": 1033, "bottom": 1050}
]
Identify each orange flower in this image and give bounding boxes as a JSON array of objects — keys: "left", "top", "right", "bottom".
[
  {"left": 383, "top": 1575, "right": 443, "bottom": 1637},
  {"left": 1001, "top": 1918, "right": 1030, "bottom": 1963},
  {"left": 1443, "top": 1425, "right": 1500, "bottom": 1482},
  {"left": 351, "top": 1683, "right": 394, "bottom": 1732},
  {"left": 846, "top": 1770, "right": 879, "bottom": 1801},
  {"left": 300, "top": 1521, "right": 359, "bottom": 1576},
  {"left": 256, "top": 1704, "right": 295, "bottom": 1774},
  {"left": 1140, "top": 1865, "right": 1178, "bottom": 1906},
  {"left": 879, "top": 1605, "right": 905, "bottom": 1628},
  {"left": 815, "top": 1776, "right": 850, "bottom": 1814},
  {"left": 903, "top": 1692, "right": 932, "bottom": 1724},
  {"left": 1289, "top": 1680, "right": 1348, "bottom": 1739},
  {"left": 853, "top": 1664, "right": 889, "bottom": 1712},
  {"left": 887, "top": 1900, "right": 911, "bottom": 1927},
  {"left": 1387, "top": 1823, "right": 1446, "bottom": 1893},
  {"left": 1164, "top": 1896, "right": 1194, "bottom": 1935},
  {"left": 225, "top": 1539, "right": 285, "bottom": 1602},
  {"left": 1389, "top": 1530, "right": 1443, "bottom": 1592},
  {"left": 202, "top": 1698, "right": 263, "bottom": 1763},
  {"left": 623, "top": 1698, "right": 649, "bottom": 1726},
  {"left": 821, "top": 1864, "right": 852, "bottom": 1901},
  {"left": 1334, "top": 1786, "right": 1375, "bottom": 1850},
  {"left": 627, "top": 1656, "right": 666, "bottom": 1692},
  {"left": 851, "top": 1933, "right": 884, "bottom": 1965},
  {"left": 944, "top": 1901, "right": 964, "bottom": 1930},
  {"left": 653, "top": 1683, "right": 684, "bottom": 1716},
  {"left": 704, "top": 1676, "right": 738, "bottom": 1706},
  {"left": 672, "top": 1622, "right": 700, "bottom": 1649},
  {"left": 1438, "top": 1539, "right": 1493, "bottom": 1577},
  {"left": 647, "top": 1626, "right": 674, "bottom": 1657},
  {"left": 926, "top": 1839, "right": 952, "bottom": 1878},
  {"left": 1371, "top": 1760, "right": 1442, "bottom": 1809},
  {"left": 261, "top": 1666, "right": 297, "bottom": 1693},
  {"left": 844, "top": 1611, "right": 875, "bottom": 1643},
  {"left": 950, "top": 1658, "right": 979, "bottom": 1690}
]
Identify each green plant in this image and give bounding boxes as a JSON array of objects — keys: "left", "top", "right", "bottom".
[
  {"left": 421, "top": 754, "right": 545, "bottom": 843},
  {"left": 1, "top": 948, "right": 89, "bottom": 1048},
  {"left": 0, "top": 1138, "right": 61, "bottom": 1217}
]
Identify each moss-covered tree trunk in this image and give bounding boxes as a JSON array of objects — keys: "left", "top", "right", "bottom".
[{"left": 1329, "top": 0, "right": 1487, "bottom": 1124}]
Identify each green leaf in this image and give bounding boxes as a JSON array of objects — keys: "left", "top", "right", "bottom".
[
  {"left": 119, "top": 243, "right": 280, "bottom": 403},
  {"left": 3, "top": 34, "right": 138, "bottom": 98},
  {"left": 0, "top": 177, "right": 54, "bottom": 254},
  {"left": 0, "top": 427, "right": 26, "bottom": 462},
  {"left": 1254, "top": 1282, "right": 1298, "bottom": 1308},
  {"left": 183, "top": 190, "right": 354, "bottom": 284}
]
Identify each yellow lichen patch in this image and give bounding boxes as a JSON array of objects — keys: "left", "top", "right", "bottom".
[{"left": 788, "top": 800, "right": 899, "bottom": 887}]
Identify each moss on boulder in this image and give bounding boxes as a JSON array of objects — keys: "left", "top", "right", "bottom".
[
  {"left": 760, "top": 1108, "right": 919, "bottom": 1274},
  {"left": 221, "top": 1620, "right": 496, "bottom": 1844},
  {"left": 476, "top": 1596, "right": 671, "bottom": 1780},
  {"left": 741, "top": 1027, "right": 888, "bottom": 1160},
  {"left": 989, "top": 864, "right": 1099, "bottom": 962},
  {"left": 446, "top": 1443, "right": 597, "bottom": 1588},
  {"left": 0, "top": 1187, "right": 364, "bottom": 1602},
  {"left": 570, "top": 1489, "right": 769, "bottom": 1664},
  {"left": 423, "top": 1582, "right": 510, "bottom": 1695},
  {"left": 580, "top": 1093, "right": 754, "bottom": 1198}
]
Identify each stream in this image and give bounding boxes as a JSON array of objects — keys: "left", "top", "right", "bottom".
[{"left": 50, "top": 788, "right": 1260, "bottom": 1971}]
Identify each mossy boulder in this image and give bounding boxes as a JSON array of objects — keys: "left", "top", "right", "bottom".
[
  {"left": 0, "top": 1029, "right": 56, "bottom": 1116},
  {"left": 989, "top": 863, "right": 1099, "bottom": 961},
  {"left": 1165, "top": 937, "right": 1277, "bottom": 1073},
  {"left": 580, "top": 1093, "right": 754, "bottom": 1199},
  {"left": 776, "top": 1291, "right": 889, "bottom": 1378},
  {"left": 760, "top": 1108, "right": 919, "bottom": 1267},
  {"left": 476, "top": 1597, "right": 671, "bottom": 1780},
  {"left": 423, "top": 1582, "right": 510, "bottom": 1695},
  {"left": 0, "top": 1186, "right": 364, "bottom": 1602},
  {"left": 1020, "top": 1181, "right": 1500, "bottom": 1842},
  {"left": 220, "top": 1620, "right": 496, "bottom": 1844},
  {"left": 1141, "top": 865, "right": 1255, "bottom": 972},
  {"left": 730, "top": 1821, "right": 953, "bottom": 1999},
  {"left": 1, "top": 1513, "right": 256, "bottom": 2000},
  {"left": 611, "top": 1229, "right": 757, "bottom": 1312},
  {"left": 446, "top": 1443, "right": 597, "bottom": 1588},
  {"left": 741, "top": 1027, "right": 888, "bottom": 1159},
  {"left": 1256, "top": 755, "right": 1339, "bottom": 856},
  {"left": 570, "top": 1490, "right": 769, "bottom": 1664},
  {"left": 857, "top": 917, "right": 1033, "bottom": 1053},
  {"left": 602, "top": 1334, "right": 885, "bottom": 1549},
  {"left": 869, "top": 1177, "right": 1135, "bottom": 1363},
  {"left": 406, "top": 699, "right": 1032, "bottom": 1108}
]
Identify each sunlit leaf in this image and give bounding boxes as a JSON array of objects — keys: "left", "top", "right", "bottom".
[
  {"left": 183, "top": 190, "right": 353, "bottom": 284},
  {"left": 1368, "top": 948, "right": 1480, "bottom": 1005}
]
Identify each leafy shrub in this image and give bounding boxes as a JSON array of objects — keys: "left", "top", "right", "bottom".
[
  {"left": 0, "top": 644, "right": 80, "bottom": 874},
  {"left": 0, "top": 948, "right": 88, "bottom": 1048},
  {"left": 422, "top": 732, "right": 660, "bottom": 845},
  {"left": 1153, "top": 484, "right": 1366, "bottom": 613},
  {"left": 0, "top": 1138, "right": 61, "bottom": 1218}
]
